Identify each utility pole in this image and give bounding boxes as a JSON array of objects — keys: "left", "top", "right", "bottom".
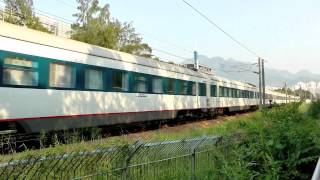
[
  {"left": 194, "top": 51, "right": 199, "bottom": 71},
  {"left": 285, "top": 82, "right": 288, "bottom": 103},
  {"left": 300, "top": 85, "right": 302, "bottom": 99},
  {"left": 262, "top": 59, "right": 266, "bottom": 106},
  {"left": 258, "top": 58, "right": 262, "bottom": 107}
]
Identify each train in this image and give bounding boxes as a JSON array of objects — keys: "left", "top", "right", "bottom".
[{"left": 0, "top": 22, "right": 299, "bottom": 134}]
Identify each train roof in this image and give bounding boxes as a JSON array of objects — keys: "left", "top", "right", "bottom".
[
  {"left": 0, "top": 22, "right": 201, "bottom": 76},
  {"left": 0, "top": 22, "right": 256, "bottom": 88}
]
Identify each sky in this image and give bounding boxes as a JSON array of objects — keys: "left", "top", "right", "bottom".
[{"left": 12, "top": 0, "right": 320, "bottom": 74}]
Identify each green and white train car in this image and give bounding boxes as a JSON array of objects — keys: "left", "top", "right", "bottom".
[{"left": 0, "top": 22, "right": 298, "bottom": 134}]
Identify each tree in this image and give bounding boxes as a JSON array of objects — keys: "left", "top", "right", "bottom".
[
  {"left": 4, "top": 0, "right": 52, "bottom": 33},
  {"left": 71, "top": 0, "right": 152, "bottom": 58},
  {"left": 118, "top": 22, "right": 152, "bottom": 58}
]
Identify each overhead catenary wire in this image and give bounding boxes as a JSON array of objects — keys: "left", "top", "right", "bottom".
[
  {"left": 42, "top": 0, "right": 264, "bottom": 74},
  {"left": 33, "top": 9, "right": 74, "bottom": 24},
  {"left": 139, "top": 30, "right": 193, "bottom": 54},
  {"left": 181, "top": 0, "right": 261, "bottom": 58},
  {"left": 152, "top": 48, "right": 190, "bottom": 61},
  {"left": 55, "top": 0, "right": 76, "bottom": 9},
  {"left": 1, "top": 0, "right": 263, "bottom": 75},
  {"left": 230, "top": 62, "right": 258, "bottom": 68},
  {"left": 42, "top": 0, "right": 198, "bottom": 64},
  {"left": 0, "top": 0, "right": 74, "bottom": 24},
  {"left": 1, "top": 1, "right": 192, "bottom": 65}
]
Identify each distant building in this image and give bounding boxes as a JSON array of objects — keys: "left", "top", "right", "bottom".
[{"left": 292, "top": 81, "right": 320, "bottom": 99}]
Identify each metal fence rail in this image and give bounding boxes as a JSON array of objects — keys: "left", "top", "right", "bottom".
[
  {"left": 0, "top": 135, "right": 231, "bottom": 179},
  {"left": 0, "top": 5, "right": 71, "bottom": 37}
]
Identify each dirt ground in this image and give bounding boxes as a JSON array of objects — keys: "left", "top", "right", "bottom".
[{"left": 123, "top": 112, "right": 252, "bottom": 140}]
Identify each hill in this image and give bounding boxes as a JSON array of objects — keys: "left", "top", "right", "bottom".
[{"left": 187, "top": 55, "right": 320, "bottom": 87}]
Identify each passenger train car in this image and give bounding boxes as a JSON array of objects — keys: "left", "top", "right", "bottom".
[{"left": 0, "top": 22, "right": 299, "bottom": 134}]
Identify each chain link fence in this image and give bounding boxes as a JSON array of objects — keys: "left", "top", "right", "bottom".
[
  {"left": 0, "top": 135, "right": 233, "bottom": 179},
  {"left": 0, "top": 4, "right": 71, "bottom": 38}
]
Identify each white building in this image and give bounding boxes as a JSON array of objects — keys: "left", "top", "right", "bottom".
[{"left": 292, "top": 81, "right": 320, "bottom": 98}]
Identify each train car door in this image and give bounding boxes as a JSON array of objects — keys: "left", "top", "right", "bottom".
[
  {"left": 206, "top": 81, "right": 211, "bottom": 109},
  {"left": 196, "top": 82, "right": 200, "bottom": 109}
]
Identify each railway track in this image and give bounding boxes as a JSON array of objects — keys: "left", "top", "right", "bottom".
[{"left": 0, "top": 110, "right": 253, "bottom": 154}]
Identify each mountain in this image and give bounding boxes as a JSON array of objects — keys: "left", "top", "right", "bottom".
[{"left": 184, "top": 55, "right": 320, "bottom": 88}]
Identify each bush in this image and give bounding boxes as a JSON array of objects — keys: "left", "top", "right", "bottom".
[
  {"left": 216, "top": 103, "right": 320, "bottom": 179},
  {"left": 307, "top": 101, "right": 320, "bottom": 119}
]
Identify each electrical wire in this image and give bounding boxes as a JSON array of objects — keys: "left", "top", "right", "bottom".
[
  {"left": 0, "top": 0, "right": 74, "bottom": 24},
  {"left": 139, "top": 30, "right": 193, "bottom": 54},
  {"left": 181, "top": 0, "right": 261, "bottom": 58},
  {"left": 53, "top": 0, "right": 197, "bottom": 64},
  {"left": 33, "top": 9, "right": 73, "bottom": 24},
  {"left": 1, "top": 0, "right": 261, "bottom": 75},
  {"left": 55, "top": 0, "right": 76, "bottom": 9},
  {"left": 152, "top": 48, "right": 190, "bottom": 61}
]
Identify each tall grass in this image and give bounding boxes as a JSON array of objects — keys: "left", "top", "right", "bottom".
[{"left": 212, "top": 102, "right": 320, "bottom": 179}]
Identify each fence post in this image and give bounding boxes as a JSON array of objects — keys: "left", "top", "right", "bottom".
[
  {"left": 191, "top": 136, "right": 207, "bottom": 180},
  {"left": 312, "top": 157, "right": 320, "bottom": 180},
  {"left": 122, "top": 140, "right": 143, "bottom": 179}
]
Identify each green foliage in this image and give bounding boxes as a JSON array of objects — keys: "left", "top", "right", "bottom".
[
  {"left": 215, "top": 103, "right": 320, "bottom": 179},
  {"left": 71, "top": 0, "right": 152, "bottom": 58},
  {"left": 307, "top": 100, "right": 320, "bottom": 119},
  {"left": 4, "top": 0, "right": 52, "bottom": 33}
]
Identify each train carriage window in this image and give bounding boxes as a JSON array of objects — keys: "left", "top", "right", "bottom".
[
  {"left": 228, "top": 88, "right": 232, "bottom": 97},
  {"left": 49, "top": 63, "right": 75, "bottom": 88},
  {"left": 179, "top": 81, "right": 188, "bottom": 95},
  {"left": 112, "top": 71, "right": 129, "bottom": 91},
  {"left": 85, "top": 68, "right": 103, "bottom": 90},
  {"left": 220, "top": 87, "right": 224, "bottom": 97},
  {"left": 3, "top": 58, "right": 39, "bottom": 86},
  {"left": 152, "top": 77, "right": 163, "bottom": 93},
  {"left": 250, "top": 92, "right": 254, "bottom": 99},
  {"left": 223, "top": 87, "right": 228, "bottom": 97},
  {"left": 211, "top": 85, "right": 217, "bottom": 97},
  {"left": 167, "top": 79, "right": 175, "bottom": 94},
  {"left": 232, "top": 89, "right": 236, "bottom": 98},
  {"left": 199, "top": 83, "right": 206, "bottom": 96},
  {"left": 134, "top": 75, "right": 148, "bottom": 93}
]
